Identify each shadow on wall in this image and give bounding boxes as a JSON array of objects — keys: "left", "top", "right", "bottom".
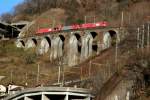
[
  {"left": 45, "top": 36, "right": 51, "bottom": 47},
  {"left": 90, "top": 32, "right": 97, "bottom": 39},
  {"left": 59, "top": 35, "right": 65, "bottom": 49},
  {"left": 108, "top": 30, "right": 117, "bottom": 45},
  {"left": 32, "top": 38, "right": 38, "bottom": 46},
  {"left": 20, "top": 40, "right": 25, "bottom": 47},
  {"left": 74, "top": 33, "right": 81, "bottom": 52},
  {"left": 90, "top": 32, "right": 98, "bottom": 52}
]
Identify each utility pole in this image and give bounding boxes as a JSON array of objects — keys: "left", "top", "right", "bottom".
[
  {"left": 10, "top": 70, "right": 13, "bottom": 83},
  {"left": 126, "top": 91, "right": 130, "bottom": 100},
  {"left": 89, "top": 60, "right": 92, "bottom": 78},
  {"left": 115, "top": 95, "right": 118, "bottom": 100},
  {"left": 62, "top": 64, "right": 65, "bottom": 86},
  {"left": 121, "top": 11, "right": 124, "bottom": 27},
  {"left": 25, "top": 73, "right": 28, "bottom": 86},
  {"left": 137, "top": 28, "right": 140, "bottom": 49},
  {"left": 58, "top": 65, "right": 61, "bottom": 84},
  {"left": 80, "top": 66, "right": 83, "bottom": 81},
  {"left": 11, "top": 28, "right": 13, "bottom": 38},
  {"left": 36, "top": 63, "right": 40, "bottom": 85},
  {"left": 142, "top": 25, "right": 145, "bottom": 51},
  {"left": 84, "top": 15, "right": 96, "bottom": 24},
  {"left": 52, "top": 17, "right": 56, "bottom": 28},
  {"left": 94, "top": 16, "right": 96, "bottom": 23},
  {"left": 27, "top": 23, "right": 29, "bottom": 36},
  {"left": 147, "top": 23, "right": 149, "bottom": 51},
  {"left": 128, "top": 12, "right": 131, "bottom": 25},
  {"left": 115, "top": 36, "right": 118, "bottom": 71},
  {"left": 106, "top": 60, "right": 110, "bottom": 78},
  {"left": 84, "top": 16, "right": 87, "bottom": 24}
]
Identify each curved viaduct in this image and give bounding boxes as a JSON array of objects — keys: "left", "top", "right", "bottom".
[{"left": 16, "top": 27, "right": 126, "bottom": 66}]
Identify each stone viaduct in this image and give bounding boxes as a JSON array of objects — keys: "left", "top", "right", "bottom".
[{"left": 15, "top": 27, "right": 126, "bottom": 66}]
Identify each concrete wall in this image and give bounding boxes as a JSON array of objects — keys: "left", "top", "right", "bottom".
[{"left": 5, "top": 87, "right": 93, "bottom": 100}]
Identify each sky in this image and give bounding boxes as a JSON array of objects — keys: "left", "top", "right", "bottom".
[{"left": 0, "top": 0, "right": 24, "bottom": 15}]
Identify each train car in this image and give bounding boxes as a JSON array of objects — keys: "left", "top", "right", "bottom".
[
  {"left": 62, "top": 26, "right": 73, "bottom": 31},
  {"left": 53, "top": 25, "right": 63, "bottom": 32},
  {"left": 80, "top": 21, "right": 108, "bottom": 29},
  {"left": 71, "top": 24, "right": 82, "bottom": 30},
  {"left": 36, "top": 21, "right": 109, "bottom": 35},
  {"left": 95, "top": 21, "right": 108, "bottom": 27},
  {"left": 36, "top": 28, "right": 52, "bottom": 35},
  {"left": 81, "top": 23, "right": 96, "bottom": 29}
]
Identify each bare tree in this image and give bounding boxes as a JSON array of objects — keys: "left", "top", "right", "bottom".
[{"left": 1, "top": 13, "right": 13, "bottom": 23}]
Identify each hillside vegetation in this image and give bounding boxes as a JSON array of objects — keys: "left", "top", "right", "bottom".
[{"left": 1, "top": 0, "right": 150, "bottom": 25}]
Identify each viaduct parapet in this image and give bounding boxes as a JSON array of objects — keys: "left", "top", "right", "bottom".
[{"left": 5, "top": 87, "right": 93, "bottom": 100}]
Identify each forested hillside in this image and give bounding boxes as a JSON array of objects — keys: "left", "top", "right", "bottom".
[{"left": 1, "top": 0, "right": 150, "bottom": 26}]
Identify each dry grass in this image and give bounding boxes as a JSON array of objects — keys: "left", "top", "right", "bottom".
[
  {"left": 0, "top": 41, "right": 60, "bottom": 87},
  {"left": 0, "top": 40, "right": 83, "bottom": 87}
]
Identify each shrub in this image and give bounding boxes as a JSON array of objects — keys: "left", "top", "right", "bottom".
[{"left": 23, "top": 50, "right": 37, "bottom": 64}]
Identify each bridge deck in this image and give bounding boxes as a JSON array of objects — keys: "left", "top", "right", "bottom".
[{"left": 5, "top": 87, "right": 93, "bottom": 100}]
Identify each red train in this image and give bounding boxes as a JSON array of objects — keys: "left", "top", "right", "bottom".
[{"left": 36, "top": 21, "right": 108, "bottom": 34}]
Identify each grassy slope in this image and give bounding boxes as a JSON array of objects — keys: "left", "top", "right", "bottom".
[
  {"left": 0, "top": 41, "right": 56, "bottom": 87},
  {"left": 0, "top": 40, "right": 81, "bottom": 87}
]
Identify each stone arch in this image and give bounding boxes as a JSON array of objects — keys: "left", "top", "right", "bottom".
[
  {"left": 44, "top": 36, "right": 51, "bottom": 47},
  {"left": 90, "top": 31, "right": 98, "bottom": 38},
  {"left": 50, "top": 36, "right": 64, "bottom": 61},
  {"left": 20, "top": 40, "right": 25, "bottom": 47},
  {"left": 92, "top": 45, "right": 98, "bottom": 52},
  {"left": 89, "top": 32, "right": 98, "bottom": 52},
  {"left": 38, "top": 36, "right": 51, "bottom": 55},
  {"left": 74, "top": 33, "right": 81, "bottom": 40},
  {"left": 67, "top": 33, "right": 81, "bottom": 66},
  {"left": 16, "top": 39, "right": 25, "bottom": 48},
  {"left": 108, "top": 30, "right": 117, "bottom": 45},
  {"left": 80, "top": 32, "right": 94, "bottom": 61},
  {"left": 59, "top": 35, "right": 65, "bottom": 42},
  {"left": 32, "top": 38, "right": 38, "bottom": 46},
  {"left": 59, "top": 35, "right": 65, "bottom": 50},
  {"left": 25, "top": 38, "right": 37, "bottom": 49},
  {"left": 108, "top": 30, "right": 117, "bottom": 38}
]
